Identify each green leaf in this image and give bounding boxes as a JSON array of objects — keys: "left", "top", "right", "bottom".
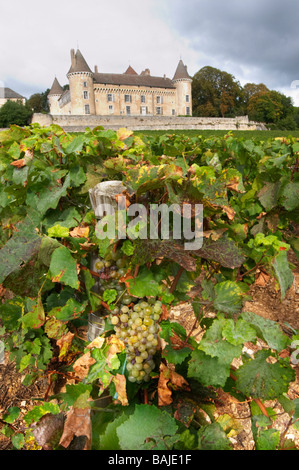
[
  {"left": 60, "top": 383, "right": 93, "bottom": 408},
  {"left": 188, "top": 349, "right": 231, "bottom": 387},
  {"left": 117, "top": 404, "right": 178, "bottom": 450},
  {"left": 0, "top": 214, "right": 42, "bottom": 284},
  {"left": 103, "top": 289, "right": 118, "bottom": 305},
  {"left": 241, "top": 311, "right": 289, "bottom": 351},
  {"left": 121, "top": 240, "right": 135, "bottom": 256},
  {"left": 48, "top": 297, "right": 88, "bottom": 322},
  {"left": 26, "top": 174, "right": 71, "bottom": 216},
  {"left": 49, "top": 246, "right": 79, "bottom": 289},
  {"left": 48, "top": 225, "right": 70, "bottom": 238},
  {"left": 199, "top": 318, "right": 242, "bottom": 363},
  {"left": 126, "top": 266, "right": 162, "bottom": 298},
  {"left": 197, "top": 422, "right": 232, "bottom": 450},
  {"left": 23, "top": 402, "right": 60, "bottom": 425},
  {"left": 272, "top": 250, "right": 294, "bottom": 299},
  {"left": 21, "top": 292, "right": 45, "bottom": 329},
  {"left": 213, "top": 281, "right": 246, "bottom": 314},
  {"left": 235, "top": 350, "right": 295, "bottom": 400},
  {"left": 85, "top": 345, "right": 120, "bottom": 389},
  {"left": 99, "top": 413, "right": 129, "bottom": 450},
  {"left": 222, "top": 318, "right": 256, "bottom": 346},
  {"left": 256, "top": 428, "right": 280, "bottom": 450},
  {"left": 279, "top": 180, "right": 299, "bottom": 211},
  {"left": 2, "top": 406, "right": 20, "bottom": 424},
  {"left": 11, "top": 433, "right": 25, "bottom": 449}
]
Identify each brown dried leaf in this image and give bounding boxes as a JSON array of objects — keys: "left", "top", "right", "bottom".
[
  {"left": 158, "top": 363, "right": 190, "bottom": 406},
  {"left": 69, "top": 226, "right": 90, "bottom": 238},
  {"left": 59, "top": 406, "right": 91, "bottom": 450},
  {"left": 254, "top": 269, "right": 270, "bottom": 287},
  {"left": 57, "top": 331, "right": 74, "bottom": 360},
  {"left": 10, "top": 158, "right": 26, "bottom": 168},
  {"left": 73, "top": 351, "right": 96, "bottom": 380},
  {"left": 113, "top": 374, "right": 129, "bottom": 406}
]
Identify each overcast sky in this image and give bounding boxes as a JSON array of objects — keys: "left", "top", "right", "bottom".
[{"left": 1, "top": 0, "right": 299, "bottom": 104}]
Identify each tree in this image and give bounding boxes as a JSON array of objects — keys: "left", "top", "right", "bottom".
[
  {"left": 192, "top": 66, "right": 244, "bottom": 117},
  {"left": 0, "top": 100, "right": 32, "bottom": 127},
  {"left": 27, "top": 89, "right": 50, "bottom": 113}
]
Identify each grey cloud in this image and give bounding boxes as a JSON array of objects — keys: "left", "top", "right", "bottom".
[{"left": 163, "top": 0, "right": 299, "bottom": 90}]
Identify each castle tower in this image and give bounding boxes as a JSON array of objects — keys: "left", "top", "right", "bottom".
[
  {"left": 172, "top": 60, "right": 192, "bottom": 116},
  {"left": 48, "top": 77, "right": 64, "bottom": 115},
  {"left": 67, "top": 49, "right": 95, "bottom": 115}
]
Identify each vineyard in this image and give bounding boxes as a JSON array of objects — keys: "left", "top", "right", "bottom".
[{"left": 0, "top": 123, "right": 298, "bottom": 451}]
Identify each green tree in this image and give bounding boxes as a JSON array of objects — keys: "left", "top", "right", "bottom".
[
  {"left": 26, "top": 89, "right": 50, "bottom": 113},
  {"left": 0, "top": 100, "right": 32, "bottom": 127},
  {"left": 192, "top": 66, "right": 244, "bottom": 117}
]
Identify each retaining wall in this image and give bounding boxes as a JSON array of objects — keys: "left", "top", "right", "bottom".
[{"left": 31, "top": 113, "right": 267, "bottom": 132}]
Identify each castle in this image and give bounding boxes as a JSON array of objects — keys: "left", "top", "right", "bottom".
[{"left": 48, "top": 49, "right": 192, "bottom": 117}]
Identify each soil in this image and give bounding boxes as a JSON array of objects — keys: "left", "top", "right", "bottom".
[{"left": 0, "top": 251, "right": 298, "bottom": 451}]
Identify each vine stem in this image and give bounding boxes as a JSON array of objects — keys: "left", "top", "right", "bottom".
[{"left": 170, "top": 266, "right": 184, "bottom": 293}]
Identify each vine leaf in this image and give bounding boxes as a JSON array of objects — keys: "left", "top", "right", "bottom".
[
  {"left": 272, "top": 250, "right": 294, "bottom": 299},
  {"left": 158, "top": 362, "right": 190, "bottom": 406},
  {"left": 49, "top": 246, "right": 79, "bottom": 289},
  {"left": 116, "top": 404, "right": 179, "bottom": 450},
  {"left": 199, "top": 318, "right": 243, "bottom": 363},
  {"left": 197, "top": 422, "right": 233, "bottom": 450},
  {"left": 213, "top": 281, "right": 248, "bottom": 314},
  {"left": 235, "top": 350, "right": 295, "bottom": 400},
  {"left": 59, "top": 406, "right": 91, "bottom": 450},
  {"left": 194, "top": 235, "right": 246, "bottom": 269},
  {"left": 112, "top": 374, "right": 129, "bottom": 406},
  {"left": 241, "top": 311, "right": 290, "bottom": 351},
  {"left": 188, "top": 349, "right": 231, "bottom": 387}
]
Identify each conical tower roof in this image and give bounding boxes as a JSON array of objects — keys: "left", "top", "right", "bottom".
[
  {"left": 68, "top": 49, "right": 92, "bottom": 74},
  {"left": 173, "top": 59, "right": 191, "bottom": 81},
  {"left": 48, "top": 77, "right": 64, "bottom": 96}
]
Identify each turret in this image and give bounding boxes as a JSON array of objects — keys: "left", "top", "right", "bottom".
[
  {"left": 67, "top": 49, "right": 95, "bottom": 115},
  {"left": 48, "top": 77, "right": 64, "bottom": 115},
  {"left": 172, "top": 60, "right": 192, "bottom": 116}
]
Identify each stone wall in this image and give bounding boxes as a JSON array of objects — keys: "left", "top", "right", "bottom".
[{"left": 31, "top": 113, "right": 267, "bottom": 132}]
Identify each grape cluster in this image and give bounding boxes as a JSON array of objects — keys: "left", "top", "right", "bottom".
[
  {"left": 109, "top": 298, "right": 162, "bottom": 383},
  {"left": 92, "top": 250, "right": 162, "bottom": 384},
  {"left": 93, "top": 250, "right": 127, "bottom": 295}
]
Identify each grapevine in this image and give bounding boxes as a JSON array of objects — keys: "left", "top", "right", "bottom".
[{"left": 0, "top": 124, "right": 298, "bottom": 451}]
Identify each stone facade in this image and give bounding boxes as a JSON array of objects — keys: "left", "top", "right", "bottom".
[
  {"left": 32, "top": 113, "right": 267, "bottom": 132},
  {"left": 48, "top": 49, "right": 192, "bottom": 118}
]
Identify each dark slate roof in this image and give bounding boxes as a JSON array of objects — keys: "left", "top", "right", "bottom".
[
  {"left": 173, "top": 59, "right": 191, "bottom": 80},
  {"left": 48, "top": 77, "right": 64, "bottom": 95},
  {"left": 0, "top": 87, "right": 25, "bottom": 99},
  {"left": 93, "top": 72, "right": 175, "bottom": 89},
  {"left": 68, "top": 49, "right": 92, "bottom": 74}
]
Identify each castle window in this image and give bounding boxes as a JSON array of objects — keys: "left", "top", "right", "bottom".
[
  {"left": 186, "top": 107, "right": 190, "bottom": 115},
  {"left": 83, "top": 81, "right": 87, "bottom": 87},
  {"left": 172, "top": 109, "right": 176, "bottom": 115},
  {"left": 156, "top": 96, "right": 163, "bottom": 104},
  {"left": 125, "top": 94, "right": 132, "bottom": 103},
  {"left": 108, "top": 105, "right": 114, "bottom": 114},
  {"left": 83, "top": 91, "right": 89, "bottom": 99},
  {"left": 186, "top": 94, "right": 190, "bottom": 102},
  {"left": 85, "top": 104, "right": 90, "bottom": 114},
  {"left": 126, "top": 106, "right": 131, "bottom": 115},
  {"left": 141, "top": 95, "right": 146, "bottom": 103},
  {"left": 107, "top": 93, "right": 115, "bottom": 102},
  {"left": 156, "top": 107, "right": 163, "bottom": 115}
]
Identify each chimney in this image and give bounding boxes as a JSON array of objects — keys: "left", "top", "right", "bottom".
[
  {"left": 94, "top": 65, "right": 98, "bottom": 73},
  {"left": 71, "top": 49, "right": 76, "bottom": 68},
  {"left": 141, "top": 68, "right": 150, "bottom": 76}
]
